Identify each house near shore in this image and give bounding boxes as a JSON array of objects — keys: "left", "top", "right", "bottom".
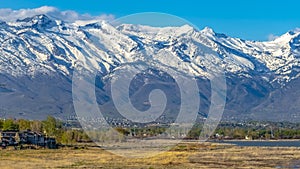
[
  {"left": 0, "top": 130, "right": 18, "bottom": 146},
  {"left": 0, "top": 130, "right": 57, "bottom": 149}
]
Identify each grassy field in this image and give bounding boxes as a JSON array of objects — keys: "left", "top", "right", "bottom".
[{"left": 1, "top": 142, "right": 300, "bottom": 168}]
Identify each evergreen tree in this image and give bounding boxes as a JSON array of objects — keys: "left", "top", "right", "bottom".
[{"left": 2, "top": 119, "right": 18, "bottom": 131}]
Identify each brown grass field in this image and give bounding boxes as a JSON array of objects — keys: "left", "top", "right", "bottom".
[{"left": 1, "top": 142, "right": 300, "bottom": 168}]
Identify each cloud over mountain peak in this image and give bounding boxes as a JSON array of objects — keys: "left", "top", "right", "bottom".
[{"left": 0, "top": 6, "right": 114, "bottom": 23}]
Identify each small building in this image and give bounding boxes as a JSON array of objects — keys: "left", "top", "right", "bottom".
[
  {"left": 19, "top": 130, "right": 45, "bottom": 146},
  {"left": 0, "top": 130, "right": 18, "bottom": 147},
  {"left": 0, "top": 130, "right": 57, "bottom": 149}
]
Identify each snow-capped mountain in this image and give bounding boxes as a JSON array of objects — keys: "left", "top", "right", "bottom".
[{"left": 0, "top": 14, "right": 300, "bottom": 121}]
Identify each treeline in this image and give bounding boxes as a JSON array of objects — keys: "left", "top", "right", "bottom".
[
  {"left": 214, "top": 126, "right": 300, "bottom": 140},
  {"left": 107, "top": 123, "right": 300, "bottom": 140},
  {"left": 2, "top": 117, "right": 300, "bottom": 144},
  {"left": 0, "top": 116, "right": 90, "bottom": 144}
]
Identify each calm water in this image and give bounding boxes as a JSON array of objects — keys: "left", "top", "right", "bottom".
[
  {"left": 212, "top": 140, "right": 300, "bottom": 168},
  {"left": 219, "top": 140, "right": 300, "bottom": 147}
]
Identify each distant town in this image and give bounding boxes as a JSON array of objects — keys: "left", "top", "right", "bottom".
[{"left": 1, "top": 115, "right": 300, "bottom": 150}]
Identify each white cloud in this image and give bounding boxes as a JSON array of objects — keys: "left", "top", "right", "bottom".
[
  {"left": 294, "top": 28, "right": 300, "bottom": 32},
  {"left": 267, "top": 34, "right": 279, "bottom": 41},
  {"left": 0, "top": 6, "right": 114, "bottom": 23}
]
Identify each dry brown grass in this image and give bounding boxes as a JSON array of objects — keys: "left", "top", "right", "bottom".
[{"left": 0, "top": 142, "right": 300, "bottom": 169}]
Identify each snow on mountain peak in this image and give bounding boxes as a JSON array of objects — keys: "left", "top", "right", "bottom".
[
  {"left": 267, "top": 29, "right": 300, "bottom": 44},
  {"left": 176, "top": 24, "right": 195, "bottom": 32},
  {"left": 116, "top": 24, "right": 195, "bottom": 35},
  {"left": 0, "top": 15, "right": 299, "bottom": 85},
  {"left": 17, "top": 14, "right": 48, "bottom": 22},
  {"left": 15, "top": 14, "right": 58, "bottom": 29},
  {"left": 200, "top": 27, "right": 215, "bottom": 35}
]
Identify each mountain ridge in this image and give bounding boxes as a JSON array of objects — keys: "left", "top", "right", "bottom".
[{"left": 0, "top": 14, "right": 300, "bottom": 121}]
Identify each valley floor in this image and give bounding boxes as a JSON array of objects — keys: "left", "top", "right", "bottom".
[{"left": 0, "top": 142, "right": 300, "bottom": 168}]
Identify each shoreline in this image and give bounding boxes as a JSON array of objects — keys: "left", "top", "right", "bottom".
[{"left": 210, "top": 139, "right": 300, "bottom": 142}]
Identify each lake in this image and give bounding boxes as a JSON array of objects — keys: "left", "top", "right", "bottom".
[{"left": 218, "top": 140, "right": 300, "bottom": 147}]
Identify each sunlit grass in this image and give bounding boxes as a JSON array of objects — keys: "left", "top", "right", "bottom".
[{"left": 0, "top": 142, "right": 300, "bottom": 168}]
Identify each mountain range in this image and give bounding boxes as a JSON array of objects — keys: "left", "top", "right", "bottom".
[{"left": 0, "top": 14, "right": 300, "bottom": 122}]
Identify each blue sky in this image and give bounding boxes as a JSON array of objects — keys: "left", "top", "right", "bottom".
[{"left": 0, "top": 0, "right": 300, "bottom": 41}]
